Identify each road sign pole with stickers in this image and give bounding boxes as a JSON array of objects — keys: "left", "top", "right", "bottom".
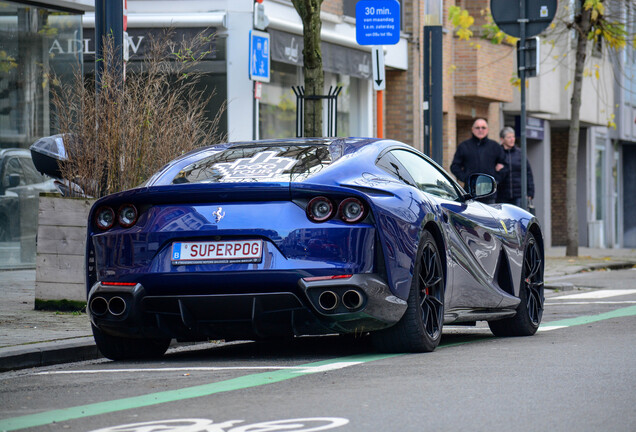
[
  {"left": 490, "top": 0, "right": 556, "bottom": 211},
  {"left": 356, "top": 0, "right": 400, "bottom": 140}
]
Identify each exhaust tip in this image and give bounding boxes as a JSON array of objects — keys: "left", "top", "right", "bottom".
[
  {"left": 90, "top": 297, "right": 108, "bottom": 316},
  {"left": 108, "top": 296, "right": 127, "bottom": 316},
  {"left": 342, "top": 290, "right": 364, "bottom": 310},
  {"left": 318, "top": 290, "right": 339, "bottom": 311}
]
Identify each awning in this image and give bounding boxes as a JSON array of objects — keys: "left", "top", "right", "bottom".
[{"left": 269, "top": 29, "right": 372, "bottom": 80}]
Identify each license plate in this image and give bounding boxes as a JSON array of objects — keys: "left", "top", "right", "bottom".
[{"left": 171, "top": 240, "right": 263, "bottom": 265}]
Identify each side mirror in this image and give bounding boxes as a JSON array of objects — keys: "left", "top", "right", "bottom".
[
  {"left": 8, "top": 174, "right": 21, "bottom": 188},
  {"left": 467, "top": 173, "right": 496, "bottom": 199}
]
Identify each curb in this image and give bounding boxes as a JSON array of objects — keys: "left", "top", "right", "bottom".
[
  {"left": 545, "top": 261, "right": 635, "bottom": 276},
  {"left": 544, "top": 261, "right": 636, "bottom": 291},
  {"left": 544, "top": 282, "right": 576, "bottom": 291},
  {"left": 574, "top": 262, "right": 636, "bottom": 272},
  {"left": 0, "top": 338, "right": 100, "bottom": 373}
]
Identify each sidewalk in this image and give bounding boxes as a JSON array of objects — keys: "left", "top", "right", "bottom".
[
  {"left": 1, "top": 247, "right": 635, "bottom": 372},
  {"left": 0, "top": 269, "right": 96, "bottom": 373}
]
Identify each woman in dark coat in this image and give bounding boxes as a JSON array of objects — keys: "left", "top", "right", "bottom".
[{"left": 496, "top": 127, "right": 534, "bottom": 207}]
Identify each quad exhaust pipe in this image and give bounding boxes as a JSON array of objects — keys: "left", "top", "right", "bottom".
[
  {"left": 89, "top": 296, "right": 108, "bottom": 316},
  {"left": 108, "top": 296, "right": 127, "bottom": 316},
  {"left": 342, "top": 290, "right": 364, "bottom": 310},
  {"left": 316, "top": 289, "right": 364, "bottom": 312},
  {"left": 89, "top": 296, "right": 128, "bottom": 317},
  {"left": 318, "top": 291, "right": 339, "bottom": 311}
]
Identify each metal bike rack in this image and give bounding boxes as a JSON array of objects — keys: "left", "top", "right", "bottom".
[{"left": 292, "top": 86, "right": 342, "bottom": 137}]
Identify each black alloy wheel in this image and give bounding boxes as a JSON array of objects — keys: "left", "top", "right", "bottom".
[
  {"left": 489, "top": 231, "right": 544, "bottom": 336},
  {"left": 523, "top": 234, "right": 544, "bottom": 326},
  {"left": 418, "top": 236, "right": 445, "bottom": 341},
  {"left": 372, "top": 229, "right": 445, "bottom": 353}
]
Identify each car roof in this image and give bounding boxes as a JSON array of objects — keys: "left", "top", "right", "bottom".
[
  {"left": 183, "top": 137, "right": 381, "bottom": 157},
  {"left": 144, "top": 138, "right": 392, "bottom": 187}
]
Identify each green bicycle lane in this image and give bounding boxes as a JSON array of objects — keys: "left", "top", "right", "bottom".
[{"left": 2, "top": 305, "right": 636, "bottom": 432}]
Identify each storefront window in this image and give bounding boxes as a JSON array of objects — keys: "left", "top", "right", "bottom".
[
  {"left": 259, "top": 61, "right": 299, "bottom": 139},
  {"left": 324, "top": 72, "right": 350, "bottom": 136},
  {"left": 265, "top": 29, "right": 372, "bottom": 139},
  {"left": 0, "top": 2, "right": 82, "bottom": 268},
  {"left": 82, "top": 27, "right": 228, "bottom": 141},
  {"left": 260, "top": 62, "right": 365, "bottom": 139}
]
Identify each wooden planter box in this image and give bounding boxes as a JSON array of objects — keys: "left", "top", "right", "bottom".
[{"left": 35, "top": 194, "right": 94, "bottom": 305}]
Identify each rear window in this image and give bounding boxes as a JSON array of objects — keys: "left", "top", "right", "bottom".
[{"left": 172, "top": 145, "right": 333, "bottom": 184}]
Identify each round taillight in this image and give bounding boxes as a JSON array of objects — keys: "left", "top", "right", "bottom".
[
  {"left": 307, "top": 196, "right": 334, "bottom": 222},
  {"left": 118, "top": 204, "right": 138, "bottom": 228},
  {"left": 95, "top": 207, "right": 115, "bottom": 230},
  {"left": 339, "top": 198, "right": 366, "bottom": 223}
]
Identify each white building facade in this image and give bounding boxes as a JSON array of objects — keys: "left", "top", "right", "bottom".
[{"left": 81, "top": 0, "right": 408, "bottom": 141}]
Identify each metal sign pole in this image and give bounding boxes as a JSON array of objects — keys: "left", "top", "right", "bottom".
[
  {"left": 430, "top": 26, "right": 443, "bottom": 165},
  {"left": 95, "top": 0, "right": 124, "bottom": 92},
  {"left": 490, "top": 0, "right": 557, "bottom": 211},
  {"left": 423, "top": 28, "right": 431, "bottom": 155},
  {"left": 519, "top": 0, "right": 528, "bottom": 210},
  {"left": 422, "top": 26, "right": 442, "bottom": 164}
]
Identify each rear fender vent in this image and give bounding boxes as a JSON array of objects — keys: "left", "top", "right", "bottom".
[{"left": 375, "top": 234, "right": 388, "bottom": 283}]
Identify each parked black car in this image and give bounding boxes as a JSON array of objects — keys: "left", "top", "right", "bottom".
[{"left": 0, "top": 148, "right": 57, "bottom": 242}]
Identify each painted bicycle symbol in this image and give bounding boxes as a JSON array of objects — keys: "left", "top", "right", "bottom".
[{"left": 89, "top": 417, "right": 349, "bottom": 432}]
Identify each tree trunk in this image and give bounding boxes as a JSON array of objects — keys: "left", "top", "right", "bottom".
[
  {"left": 292, "top": 0, "right": 324, "bottom": 137},
  {"left": 566, "top": 5, "right": 593, "bottom": 257}
]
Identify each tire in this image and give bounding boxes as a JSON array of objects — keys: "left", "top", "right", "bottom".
[
  {"left": 372, "top": 230, "right": 445, "bottom": 353},
  {"left": 92, "top": 325, "right": 171, "bottom": 360},
  {"left": 488, "top": 232, "right": 544, "bottom": 337}
]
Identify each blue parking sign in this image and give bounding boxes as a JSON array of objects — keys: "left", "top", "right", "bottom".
[
  {"left": 356, "top": 0, "right": 401, "bottom": 46},
  {"left": 250, "top": 30, "right": 270, "bottom": 82}
]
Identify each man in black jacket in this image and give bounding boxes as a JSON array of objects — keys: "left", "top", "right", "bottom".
[
  {"left": 496, "top": 126, "right": 534, "bottom": 207},
  {"left": 451, "top": 118, "right": 506, "bottom": 203}
]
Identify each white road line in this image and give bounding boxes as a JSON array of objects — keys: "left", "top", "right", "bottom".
[
  {"left": 295, "top": 362, "right": 363, "bottom": 374},
  {"left": 35, "top": 363, "right": 363, "bottom": 376},
  {"left": 550, "top": 289, "right": 636, "bottom": 300},
  {"left": 443, "top": 327, "right": 491, "bottom": 332},
  {"left": 538, "top": 326, "right": 567, "bottom": 332},
  {"left": 36, "top": 367, "right": 308, "bottom": 375}
]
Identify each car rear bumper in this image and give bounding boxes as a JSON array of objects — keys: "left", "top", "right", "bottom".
[{"left": 88, "top": 274, "right": 407, "bottom": 341}]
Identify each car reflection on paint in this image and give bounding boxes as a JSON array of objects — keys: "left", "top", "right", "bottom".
[{"left": 85, "top": 138, "right": 545, "bottom": 360}]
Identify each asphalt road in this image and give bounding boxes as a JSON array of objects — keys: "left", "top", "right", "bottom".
[{"left": 1, "top": 269, "right": 636, "bottom": 432}]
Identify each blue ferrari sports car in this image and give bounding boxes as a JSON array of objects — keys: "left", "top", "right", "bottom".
[{"left": 86, "top": 138, "right": 544, "bottom": 359}]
